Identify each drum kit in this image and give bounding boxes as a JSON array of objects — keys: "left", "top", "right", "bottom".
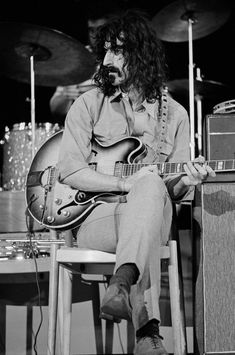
[{"left": 0, "top": 0, "right": 233, "bottom": 258}]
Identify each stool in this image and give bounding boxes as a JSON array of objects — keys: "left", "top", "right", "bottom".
[{"left": 47, "top": 229, "right": 187, "bottom": 355}]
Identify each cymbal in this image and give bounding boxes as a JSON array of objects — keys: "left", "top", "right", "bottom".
[
  {"left": 0, "top": 21, "right": 96, "bottom": 87},
  {"left": 152, "top": 0, "right": 231, "bottom": 42},
  {"left": 166, "top": 78, "right": 232, "bottom": 99}
]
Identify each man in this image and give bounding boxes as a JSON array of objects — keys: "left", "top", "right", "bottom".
[{"left": 58, "top": 10, "right": 215, "bottom": 355}]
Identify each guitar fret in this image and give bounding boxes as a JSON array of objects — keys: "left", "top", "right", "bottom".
[
  {"left": 124, "top": 164, "right": 128, "bottom": 177},
  {"left": 114, "top": 162, "right": 123, "bottom": 177},
  {"left": 132, "top": 164, "right": 136, "bottom": 175},
  {"left": 208, "top": 161, "right": 216, "bottom": 170},
  {"left": 164, "top": 163, "right": 170, "bottom": 174},
  {"left": 160, "top": 162, "right": 165, "bottom": 174},
  {"left": 170, "top": 162, "right": 175, "bottom": 174}
]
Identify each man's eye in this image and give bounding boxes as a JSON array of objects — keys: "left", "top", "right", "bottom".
[{"left": 114, "top": 48, "right": 123, "bottom": 55}]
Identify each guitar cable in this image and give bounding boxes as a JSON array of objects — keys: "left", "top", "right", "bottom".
[{"left": 25, "top": 207, "right": 43, "bottom": 355}]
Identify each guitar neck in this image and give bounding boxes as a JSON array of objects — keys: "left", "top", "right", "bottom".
[{"left": 118, "top": 159, "right": 235, "bottom": 177}]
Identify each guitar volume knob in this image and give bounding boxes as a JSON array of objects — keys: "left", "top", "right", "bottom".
[
  {"left": 62, "top": 210, "right": 70, "bottom": 218},
  {"left": 46, "top": 216, "right": 55, "bottom": 223},
  {"left": 54, "top": 198, "right": 62, "bottom": 205}
]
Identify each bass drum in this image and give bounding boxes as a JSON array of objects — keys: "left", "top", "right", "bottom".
[{"left": 2, "top": 122, "right": 62, "bottom": 191}]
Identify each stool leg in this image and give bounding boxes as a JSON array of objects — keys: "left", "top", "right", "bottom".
[
  {"left": 0, "top": 305, "right": 6, "bottom": 355},
  {"left": 105, "top": 320, "right": 114, "bottom": 354},
  {"left": 127, "top": 320, "right": 135, "bottom": 354},
  {"left": 26, "top": 306, "right": 33, "bottom": 355},
  {"left": 168, "top": 240, "right": 187, "bottom": 355},
  {"left": 62, "top": 267, "right": 73, "bottom": 355},
  {"left": 47, "top": 240, "right": 60, "bottom": 355},
  {"left": 57, "top": 266, "right": 65, "bottom": 354},
  {"left": 91, "top": 283, "right": 104, "bottom": 354}
]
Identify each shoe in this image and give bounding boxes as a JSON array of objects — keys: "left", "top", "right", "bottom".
[
  {"left": 100, "top": 282, "right": 132, "bottom": 322},
  {"left": 134, "top": 320, "right": 168, "bottom": 355}
]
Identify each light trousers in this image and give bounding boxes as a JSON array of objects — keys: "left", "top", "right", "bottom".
[{"left": 77, "top": 174, "right": 173, "bottom": 331}]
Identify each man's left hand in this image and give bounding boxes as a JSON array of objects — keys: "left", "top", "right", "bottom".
[{"left": 182, "top": 155, "right": 216, "bottom": 186}]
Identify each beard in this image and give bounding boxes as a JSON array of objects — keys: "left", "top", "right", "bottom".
[{"left": 100, "top": 65, "right": 122, "bottom": 84}]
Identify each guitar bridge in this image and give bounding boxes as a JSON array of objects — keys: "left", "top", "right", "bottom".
[{"left": 41, "top": 166, "right": 57, "bottom": 191}]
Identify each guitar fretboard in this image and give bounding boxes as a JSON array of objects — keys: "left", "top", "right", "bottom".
[{"left": 114, "top": 159, "right": 235, "bottom": 177}]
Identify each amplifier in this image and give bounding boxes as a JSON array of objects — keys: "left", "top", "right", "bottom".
[
  {"left": 204, "top": 114, "right": 235, "bottom": 160},
  {"left": 195, "top": 182, "right": 235, "bottom": 355}
]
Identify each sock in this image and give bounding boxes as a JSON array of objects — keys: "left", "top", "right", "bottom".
[
  {"left": 136, "top": 319, "right": 162, "bottom": 339},
  {"left": 109, "top": 263, "right": 139, "bottom": 293}
]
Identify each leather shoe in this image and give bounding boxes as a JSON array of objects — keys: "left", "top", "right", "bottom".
[
  {"left": 135, "top": 333, "right": 168, "bottom": 355},
  {"left": 135, "top": 320, "right": 168, "bottom": 355},
  {"left": 100, "top": 282, "right": 132, "bottom": 322}
]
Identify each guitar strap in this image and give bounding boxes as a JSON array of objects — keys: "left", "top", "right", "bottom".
[{"left": 151, "top": 89, "right": 168, "bottom": 163}]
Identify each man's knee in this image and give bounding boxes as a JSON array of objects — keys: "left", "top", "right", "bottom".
[{"left": 134, "top": 174, "right": 166, "bottom": 197}]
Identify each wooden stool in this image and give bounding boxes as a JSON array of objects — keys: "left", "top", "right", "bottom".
[{"left": 47, "top": 228, "right": 187, "bottom": 355}]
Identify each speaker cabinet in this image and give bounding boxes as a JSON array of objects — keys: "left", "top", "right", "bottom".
[
  {"left": 195, "top": 181, "right": 235, "bottom": 354},
  {"left": 204, "top": 114, "right": 235, "bottom": 160}
]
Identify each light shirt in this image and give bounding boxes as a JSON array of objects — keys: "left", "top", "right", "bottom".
[{"left": 58, "top": 87, "right": 191, "bottom": 192}]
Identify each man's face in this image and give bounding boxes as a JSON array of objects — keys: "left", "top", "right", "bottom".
[{"left": 102, "top": 38, "right": 128, "bottom": 86}]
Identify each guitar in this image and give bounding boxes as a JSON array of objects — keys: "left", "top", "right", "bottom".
[{"left": 25, "top": 130, "right": 235, "bottom": 230}]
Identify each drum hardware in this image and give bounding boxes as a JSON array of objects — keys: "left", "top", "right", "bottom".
[
  {"left": 0, "top": 21, "right": 96, "bottom": 177},
  {"left": 2, "top": 122, "right": 62, "bottom": 190},
  {"left": 167, "top": 73, "right": 232, "bottom": 156},
  {"left": 152, "top": 0, "right": 232, "bottom": 159},
  {"left": 213, "top": 100, "right": 235, "bottom": 114},
  {"left": 0, "top": 241, "right": 39, "bottom": 260},
  {"left": 0, "top": 21, "right": 96, "bottom": 87},
  {"left": 5, "top": 239, "right": 68, "bottom": 244},
  {"left": 0, "top": 239, "right": 72, "bottom": 261}
]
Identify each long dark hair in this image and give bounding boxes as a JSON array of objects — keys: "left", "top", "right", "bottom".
[{"left": 93, "top": 9, "right": 168, "bottom": 100}]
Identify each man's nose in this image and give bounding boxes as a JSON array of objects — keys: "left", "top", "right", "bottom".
[{"left": 103, "top": 50, "right": 113, "bottom": 65}]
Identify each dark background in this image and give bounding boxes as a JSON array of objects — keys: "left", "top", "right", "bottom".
[{"left": 0, "top": 0, "right": 235, "bottom": 154}]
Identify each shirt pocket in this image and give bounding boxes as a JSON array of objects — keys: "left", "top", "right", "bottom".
[{"left": 94, "top": 113, "right": 129, "bottom": 143}]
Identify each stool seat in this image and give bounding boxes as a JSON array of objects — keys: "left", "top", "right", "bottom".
[
  {"left": 57, "top": 246, "right": 170, "bottom": 263},
  {"left": 57, "top": 247, "right": 117, "bottom": 264}
]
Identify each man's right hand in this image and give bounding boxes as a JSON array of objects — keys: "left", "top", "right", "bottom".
[{"left": 123, "top": 165, "right": 159, "bottom": 192}]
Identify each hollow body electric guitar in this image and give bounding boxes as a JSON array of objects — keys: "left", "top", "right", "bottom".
[{"left": 26, "top": 130, "right": 235, "bottom": 230}]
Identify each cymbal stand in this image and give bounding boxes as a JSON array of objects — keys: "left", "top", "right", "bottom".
[
  {"left": 195, "top": 67, "right": 203, "bottom": 156},
  {"left": 30, "top": 56, "right": 36, "bottom": 159},
  {"left": 188, "top": 18, "right": 195, "bottom": 160},
  {"left": 182, "top": 12, "right": 197, "bottom": 160}
]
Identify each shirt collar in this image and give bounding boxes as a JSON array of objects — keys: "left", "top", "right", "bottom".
[
  {"left": 109, "top": 90, "right": 159, "bottom": 119},
  {"left": 109, "top": 89, "right": 123, "bottom": 102},
  {"left": 142, "top": 100, "right": 158, "bottom": 118}
]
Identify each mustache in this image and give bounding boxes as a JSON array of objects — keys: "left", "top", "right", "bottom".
[{"left": 102, "top": 65, "right": 121, "bottom": 76}]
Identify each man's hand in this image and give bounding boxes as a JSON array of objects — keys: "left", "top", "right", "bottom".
[
  {"left": 60, "top": 84, "right": 94, "bottom": 100},
  {"left": 123, "top": 165, "right": 159, "bottom": 192},
  {"left": 181, "top": 155, "right": 216, "bottom": 186}
]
